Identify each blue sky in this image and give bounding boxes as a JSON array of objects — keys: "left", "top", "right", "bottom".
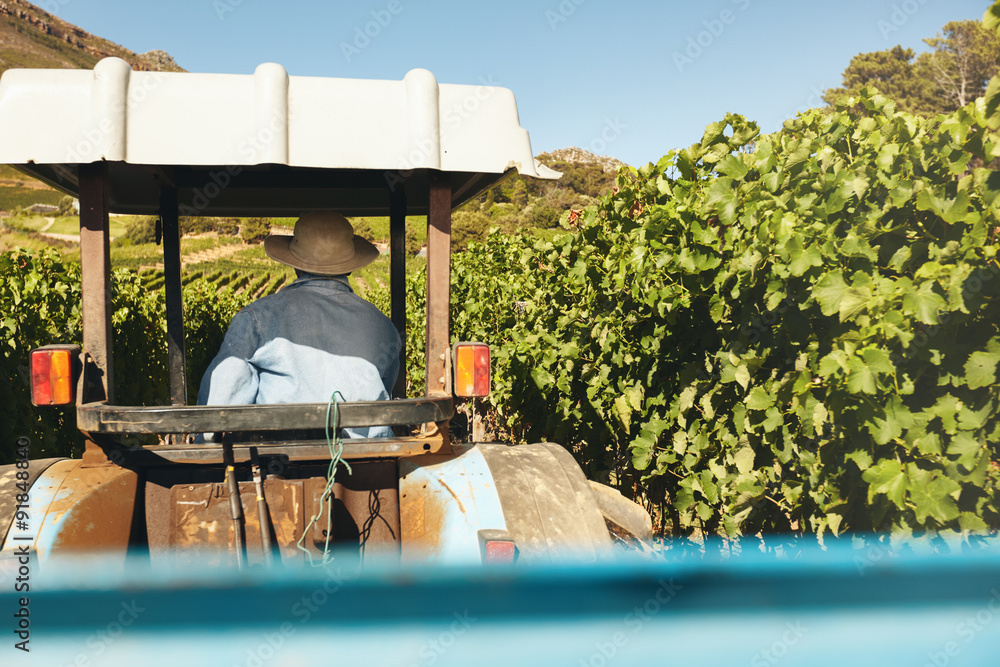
[{"left": 44, "top": 0, "right": 991, "bottom": 167}]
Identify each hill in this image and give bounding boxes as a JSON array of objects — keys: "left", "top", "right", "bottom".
[
  {"left": 539, "top": 147, "right": 627, "bottom": 173},
  {"left": 0, "top": 0, "right": 183, "bottom": 213},
  {"left": 0, "top": 0, "right": 183, "bottom": 74},
  {"left": 449, "top": 148, "right": 626, "bottom": 248}
]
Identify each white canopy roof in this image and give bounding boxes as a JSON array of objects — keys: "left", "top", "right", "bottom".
[{"left": 0, "top": 58, "right": 559, "bottom": 215}]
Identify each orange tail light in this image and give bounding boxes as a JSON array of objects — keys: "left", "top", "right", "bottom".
[
  {"left": 453, "top": 342, "right": 490, "bottom": 398},
  {"left": 30, "top": 345, "right": 78, "bottom": 406}
]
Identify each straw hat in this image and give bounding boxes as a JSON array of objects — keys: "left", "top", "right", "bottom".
[{"left": 263, "top": 211, "right": 379, "bottom": 275}]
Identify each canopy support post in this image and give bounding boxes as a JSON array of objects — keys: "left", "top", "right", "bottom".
[
  {"left": 390, "top": 186, "right": 407, "bottom": 399},
  {"left": 160, "top": 186, "right": 187, "bottom": 406},
  {"left": 79, "top": 162, "right": 114, "bottom": 403},
  {"left": 425, "top": 172, "right": 451, "bottom": 398}
]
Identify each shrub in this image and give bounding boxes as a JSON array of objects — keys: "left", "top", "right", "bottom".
[
  {"left": 240, "top": 218, "right": 270, "bottom": 243},
  {"left": 443, "top": 89, "right": 1000, "bottom": 541}
]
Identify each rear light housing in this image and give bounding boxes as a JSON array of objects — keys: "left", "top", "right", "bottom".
[
  {"left": 30, "top": 345, "right": 79, "bottom": 406},
  {"left": 478, "top": 529, "right": 517, "bottom": 565},
  {"left": 453, "top": 342, "right": 490, "bottom": 398}
]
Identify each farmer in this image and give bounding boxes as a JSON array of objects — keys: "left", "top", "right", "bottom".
[{"left": 197, "top": 211, "right": 400, "bottom": 438}]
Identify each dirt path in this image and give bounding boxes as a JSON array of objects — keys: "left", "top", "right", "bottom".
[
  {"left": 39, "top": 232, "right": 78, "bottom": 242},
  {"left": 40, "top": 217, "right": 55, "bottom": 232}
]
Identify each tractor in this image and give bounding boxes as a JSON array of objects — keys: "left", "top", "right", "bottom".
[{"left": 0, "top": 58, "right": 651, "bottom": 569}]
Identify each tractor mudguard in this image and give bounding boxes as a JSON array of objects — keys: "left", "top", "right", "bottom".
[
  {"left": 477, "top": 443, "right": 612, "bottom": 563},
  {"left": 399, "top": 443, "right": 613, "bottom": 565},
  {"left": 588, "top": 481, "right": 654, "bottom": 546},
  {"left": 0, "top": 458, "right": 67, "bottom": 544},
  {"left": 0, "top": 459, "right": 138, "bottom": 564}
]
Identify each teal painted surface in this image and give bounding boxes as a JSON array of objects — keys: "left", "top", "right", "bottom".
[
  {"left": 2, "top": 540, "right": 1000, "bottom": 665},
  {"left": 398, "top": 444, "right": 508, "bottom": 564}
]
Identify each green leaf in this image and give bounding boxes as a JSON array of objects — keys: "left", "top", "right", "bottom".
[
  {"left": 746, "top": 386, "right": 774, "bottom": 411},
  {"left": 818, "top": 350, "right": 847, "bottom": 378},
  {"left": 630, "top": 433, "right": 654, "bottom": 470},
  {"left": 847, "top": 356, "right": 877, "bottom": 394},
  {"left": 734, "top": 364, "right": 750, "bottom": 390},
  {"left": 827, "top": 512, "right": 843, "bottom": 537},
  {"left": 705, "top": 178, "right": 738, "bottom": 226},
  {"left": 813, "top": 270, "right": 870, "bottom": 321},
  {"left": 907, "top": 466, "right": 960, "bottom": 525},
  {"left": 845, "top": 449, "right": 872, "bottom": 471},
  {"left": 985, "top": 74, "right": 1000, "bottom": 129},
  {"left": 862, "top": 347, "right": 894, "bottom": 375},
  {"left": 916, "top": 187, "right": 948, "bottom": 217},
  {"left": 626, "top": 384, "right": 645, "bottom": 410},
  {"left": 614, "top": 395, "right": 632, "bottom": 433},
  {"left": 942, "top": 191, "right": 971, "bottom": 224},
  {"left": 788, "top": 243, "right": 823, "bottom": 277},
  {"left": 985, "top": 3, "right": 1000, "bottom": 35},
  {"left": 863, "top": 459, "right": 906, "bottom": 509},
  {"left": 672, "top": 430, "right": 688, "bottom": 455},
  {"left": 946, "top": 432, "right": 981, "bottom": 469},
  {"left": 716, "top": 154, "right": 749, "bottom": 180},
  {"left": 913, "top": 432, "right": 942, "bottom": 457},
  {"left": 965, "top": 348, "right": 1000, "bottom": 390},
  {"left": 813, "top": 271, "right": 848, "bottom": 317},
  {"left": 852, "top": 175, "right": 870, "bottom": 200},
  {"left": 734, "top": 446, "right": 755, "bottom": 474},
  {"left": 902, "top": 282, "right": 945, "bottom": 325},
  {"left": 959, "top": 512, "right": 988, "bottom": 532}
]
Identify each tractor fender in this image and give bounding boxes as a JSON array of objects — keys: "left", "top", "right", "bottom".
[
  {"left": 399, "top": 443, "right": 613, "bottom": 565},
  {"left": 477, "top": 443, "right": 613, "bottom": 563},
  {"left": 0, "top": 458, "right": 67, "bottom": 545},
  {"left": 588, "top": 481, "right": 654, "bottom": 547},
  {"left": 0, "top": 459, "right": 138, "bottom": 564}
]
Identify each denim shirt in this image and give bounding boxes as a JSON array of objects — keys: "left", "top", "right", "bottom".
[{"left": 197, "top": 274, "right": 401, "bottom": 438}]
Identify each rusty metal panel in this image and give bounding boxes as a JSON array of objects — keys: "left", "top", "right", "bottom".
[
  {"left": 425, "top": 171, "right": 451, "bottom": 397},
  {"left": 336, "top": 460, "right": 400, "bottom": 562},
  {"left": 159, "top": 461, "right": 400, "bottom": 567},
  {"left": 398, "top": 445, "right": 506, "bottom": 564},
  {"left": 78, "top": 162, "right": 114, "bottom": 403},
  {"left": 169, "top": 479, "right": 311, "bottom": 567},
  {"left": 20, "top": 460, "right": 139, "bottom": 564}
]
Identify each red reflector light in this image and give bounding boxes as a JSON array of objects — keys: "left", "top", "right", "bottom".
[
  {"left": 483, "top": 539, "right": 516, "bottom": 565},
  {"left": 454, "top": 343, "right": 490, "bottom": 398},
  {"left": 31, "top": 347, "right": 75, "bottom": 406}
]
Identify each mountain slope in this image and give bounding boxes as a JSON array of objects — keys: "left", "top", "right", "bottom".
[
  {"left": 0, "top": 0, "right": 183, "bottom": 211},
  {"left": 539, "top": 147, "right": 627, "bottom": 174},
  {"left": 0, "top": 0, "right": 183, "bottom": 75}
]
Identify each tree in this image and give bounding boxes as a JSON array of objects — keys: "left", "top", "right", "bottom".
[
  {"left": 823, "top": 46, "right": 942, "bottom": 115},
  {"left": 527, "top": 201, "right": 560, "bottom": 229},
  {"left": 351, "top": 217, "right": 376, "bottom": 242},
  {"left": 920, "top": 20, "right": 1000, "bottom": 110},
  {"left": 57, "top": 196, "right": 76, "bottom": 216},
  {"left": 122, "top": 216, "right": 157, "bottom": 245},
  {"left": 825, "top": 20, "right": 1000, "bottom": 116},
  {"left": 451, "top": 210, "right": 490, "bottom": 250},
  {"left": 240, "top": 218, "right": 270, "bottom": 243}
]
